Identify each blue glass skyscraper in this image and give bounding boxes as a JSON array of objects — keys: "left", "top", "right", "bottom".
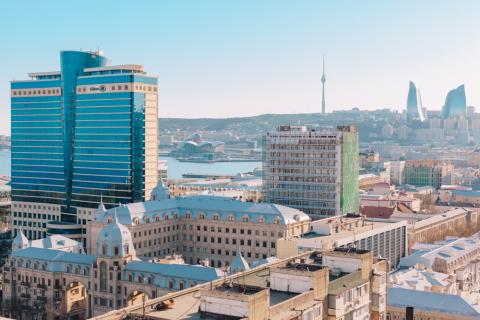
[
  {"left": 441, "top": 84, "right": 467, "bottom": 118},
  {"left": 406, "top": 81, "right": 425, "bottom": 122},
  {"left": 11, "top": 51, "right": 158, "bottom": 241}
]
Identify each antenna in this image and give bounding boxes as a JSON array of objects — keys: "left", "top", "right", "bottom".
[{"left": 321, "top": 55, "right": 327, "bottom": 114}]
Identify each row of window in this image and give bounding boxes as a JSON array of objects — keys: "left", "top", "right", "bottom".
[
  {"left": 77, "top": 84, "right": 157, "bottom": 93},
  {"left": 13, "top": 203, "right": 59, "bottom": 211},
  {"left": 130, "top": 223, "right": 284, "bottom": 239},
  {"left": 12, "top": 89, "right": 61, "bottom": 96},
  {"left": 13, "top": 212, "right": 58, "bottom": 220},
  {"left": 128, "top": 213, "right": 282, "bottom": 225}
]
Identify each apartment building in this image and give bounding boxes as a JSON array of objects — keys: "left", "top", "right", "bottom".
[
  {"left": 403, "top": 160, "right": 453, "bottom": 189},
  {"left": 92, "top": 248, "right": 387, "bottom": 320},
  {"left": 263, "top": 125, "right": 359, "bottom": 219},
  {"left": 278, "top": 214, "right": 408, "bottom": 269},
  {"left": 87, "top": 184, "right": 311, "bottom": 267}
]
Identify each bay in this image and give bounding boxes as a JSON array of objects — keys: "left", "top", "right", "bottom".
[{"left": 0, "top": 151, "right": 261, "bottom": 180}]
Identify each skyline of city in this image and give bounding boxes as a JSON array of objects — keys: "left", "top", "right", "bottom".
[
  {"left": 4, "top": 2, "right": 480, "bottom": 318},
  {"left": 1, "top": 1, "right": 480, "bottom": 135}
]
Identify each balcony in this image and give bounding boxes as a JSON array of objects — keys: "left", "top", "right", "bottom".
[
  {"left": 53, "top": 296, "right": 62, "bottom": 302},
  {"left": 54, "top": 284, "right": 62, "bottom": 290},
  {"left": 37, "top": 296, "right": 48, "bottom": 303},
  {"left": 20, "top": 282, "right": 31, "bottom": 287},
  {"left": 20, "top": 293, "right": 31, "bottom": 299},
  {"left": 4, "top": 266, "right": 10, "bottom": 271},
  {"left": 37, "top": 284, "right": 47, "bottom": 289}
]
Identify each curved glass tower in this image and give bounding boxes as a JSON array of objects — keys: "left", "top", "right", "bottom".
[
  {"left": 441, "top": 84, "right": 466, "bottom": 119},
  {"left": 11, "top": 51, "right": 158, "bottom": 242},
  {"left": 406, "top": 81, "right": 425, "bottom": 122}
]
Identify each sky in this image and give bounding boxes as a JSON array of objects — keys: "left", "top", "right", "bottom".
[{"left": 0, "top": 0, "right": 479, "bottom": 135}]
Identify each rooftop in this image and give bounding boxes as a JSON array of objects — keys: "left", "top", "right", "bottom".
[
  {"left": 101, "top": 195, "right": 310, "bottom": 226},
  {"left": 388, "top": 287, "right": 480, "bottom": 317},
  {"left": 297, "top": 219, "right": 406, "bottom": 249}
]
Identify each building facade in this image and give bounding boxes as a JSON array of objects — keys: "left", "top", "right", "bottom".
[
  {"left": 279, "top": 215, "right": 408, "bottom": 269},
  {"left": 1, "top": 219, "right": 223, "bottom": 320},
  {"left": 10, "top": 51, "right": 158, "bottom": 241},
  {"left": 403, "top": 160, "right": 453, "bottom": 189},
  {"left": 263, "top": 125, "right": 359, "bottom": 218},
  {"left": 407, "top": 208, "right": 479, "bottom": 253},
  {"left": 88, "top": 186, "right": 311, "bottom": 268},
  {"left": 441, "top": 84, "right": 467, "bottom": 119},
  {"left": 406, "top": 81, "right": 425, "bottom": 122},
  {"left": 93, "top": 248, "right": 387, "bottom": 320}
]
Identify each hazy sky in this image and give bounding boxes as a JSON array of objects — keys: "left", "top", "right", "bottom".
[{"left": 1, "top": 0, "right": 479, "bottom": 135}]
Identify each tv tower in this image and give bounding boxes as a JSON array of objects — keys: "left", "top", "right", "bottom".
[{"left": 321, "top": 56, "right": 326, "bottom": 114}]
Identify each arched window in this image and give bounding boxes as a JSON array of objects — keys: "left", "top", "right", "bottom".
[
  {"left": 164, "top": 214, "right": 169, "bottom": 221},
  {"left": 258, "top": 216, "right": 265, "bottom": 223},
  {"left": 213, "top": 214, "right": 219, "bottom": 221},
  {"left": 185, "top": 213, "right": 191, "bottom": 219},
  {"left": 107, "top": 217, "right": 113, "bottom": 224},
  {"left": 179, "top": 281, "right": 184, "bottom": 290},
  {"left": 228, "top": 215, "right": 234, "bottom": 221},
  {"left": 114, "top": 247, "right": 119, "bottom": 256},
  {"left": 145, "top": 217, "right": 150, "bottom": 223},
  {"left": 100, "top": 262, "right": 108, "bottom": 291},
  {"left": 155, "top": 216, "right": 160, "bottom": 222},
  {"left": 102, "top": 243, "right": 107, "bottom": 256},
  {"left": 274, "top": 218, "right": 280, "bottom": 225},
  {"left": 242, "top": 216, "right": 249, "bottom": 223},
  {"left": 168, "top": 280, "right": 174, "bottom": 289},
  {"left": 125, "top": 244, "right": 130, "bottom": 255},
  {"left": 198, "top": 213, "right": 205, "bottom": 220},
  {"left": 173, "top": 213, "right": 178, "bottom": 219},
  {"left": 134, "top": 218, "right": 140, "bottom": 225}
]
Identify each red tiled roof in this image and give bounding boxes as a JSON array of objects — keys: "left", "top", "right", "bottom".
[{"left": 360, "top": 206, "right": 395, "bottom": 219}]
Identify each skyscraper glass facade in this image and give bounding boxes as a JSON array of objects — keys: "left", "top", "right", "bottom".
[
  {"left": 406, "top": 81, "right": 425, "bottom": 122},
  {"left": 10, "top": 51, "right": 158, "bottom": 239},
  {"left": 442, "top": 84, "right": 467, "bottom": 119}
]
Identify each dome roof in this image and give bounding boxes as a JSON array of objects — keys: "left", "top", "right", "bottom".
[
  {"left": 151, "top": 181, "right": 170, "bottom": 201},
  {"left": 97, "top": 213, "right": 135, "bottom": 258},
  {"left": 12, "top": 229, "right": 29, "bottom": 251},
  {"left": 230, "top": 252, "right": 250, "bottom": 274}
]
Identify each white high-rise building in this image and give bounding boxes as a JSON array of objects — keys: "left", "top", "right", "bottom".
[{"left": 263, "top": 125, "right": 359, "bottom": 219}]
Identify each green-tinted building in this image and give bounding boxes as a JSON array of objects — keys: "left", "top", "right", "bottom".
[
  {"left": 263, "top": 125, "right": 359, "bottom": 219},
  {"left": 403, "top": 160, "right": 453, "bottom": 189}
]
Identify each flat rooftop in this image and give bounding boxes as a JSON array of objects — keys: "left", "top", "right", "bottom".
[{"left": 298, "top": 219, "right": 406, "bottom": 248}]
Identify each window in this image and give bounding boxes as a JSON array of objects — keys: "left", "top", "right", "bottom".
[
  {"left": 199, "top": 213, "right": 205, "bottom": 220},
  {"left": 242, "top": 216, "right": 249, "bottom": 222},
  {"left": 100, "top": 262, "right": 108, "bottom": 292}
]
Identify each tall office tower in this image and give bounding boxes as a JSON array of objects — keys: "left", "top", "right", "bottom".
[
  {"left": 263, "top": 125, "right": 359, "bottom": 219},
  {"left": 406, "top": 81, "right": 425, "bottom": 122},
  {"left": 321, "top": 57, "right": 326, "bottom": 114},
  {"left": 441, "top": 84, "right": 467, "bottom": 119},
  {"left": 10, "top": 51, "right": 158, "bottom": 241}
]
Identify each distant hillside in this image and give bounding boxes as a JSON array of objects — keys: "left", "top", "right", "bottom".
[{"left": 158, "top": 110, "right": 396, "bottom": 142}]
